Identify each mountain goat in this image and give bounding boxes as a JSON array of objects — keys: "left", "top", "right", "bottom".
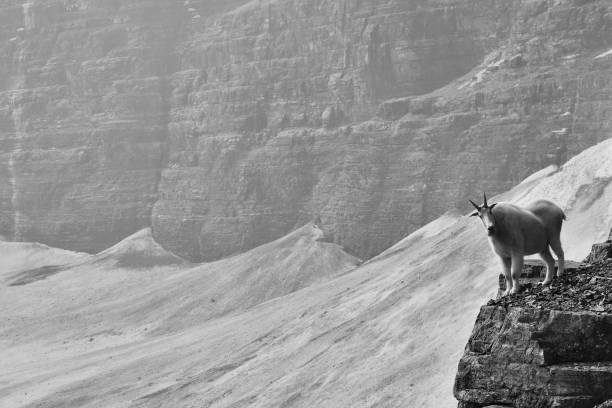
[{"left": 469, "top": 193, "right": 566, "bottom": 296}]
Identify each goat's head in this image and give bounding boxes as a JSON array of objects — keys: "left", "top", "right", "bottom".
[{"left": 469, "top": 192, "right": 498, "bottom": 236}]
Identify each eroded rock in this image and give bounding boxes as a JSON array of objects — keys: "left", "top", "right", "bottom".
[
  {"left": 584, "top": 231, "right": 612, "bottom": 264},
  {"left": 455, "top": 242, "right": 612, "bottom": 407}
]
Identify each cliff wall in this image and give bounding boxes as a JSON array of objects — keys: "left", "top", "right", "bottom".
[
  {"left": 0, "top": 0, "right": 188, "bottom": 251},
  {"left": 0, "top": 0, "right": 611, "bottom": 259},
  {"left": 455, "top": 238, "right": 612, "bottom": 408},
  {"left": 153, "top": 0, "right": 612, "bottom": 260}
]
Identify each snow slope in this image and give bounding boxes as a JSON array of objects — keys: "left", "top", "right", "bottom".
[
  {"left": 0, "top": 241, "right": 89, "bottom": 280},
  {"left": 0, "top": 139, "right": 611, "bottom": 408}
]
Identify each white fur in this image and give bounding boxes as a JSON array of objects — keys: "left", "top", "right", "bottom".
[{"left": 472, "top": 199, "right": 565, "bottom": 296}]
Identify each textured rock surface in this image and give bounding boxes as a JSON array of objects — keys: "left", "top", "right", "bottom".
[
  {"left": 455, "top": 305, "right": 612, "bottom": 408},
  {"left": 584, "top": 229, "right": 612, "bottom": 263},
  {"left": 154, "top": 0, "right": 612, "bottom": 260},
  {"left": 496, "top": 259, "right": 584, "bottom": 297},
  {"left": 455, "top": 258, "right": 612, "bottom": 406},
  {"left": 0, "top": 0, "right": 187, "bottom": 251},
  {"left": 1, "top": 0, "right": 612, "bottom": 259}
]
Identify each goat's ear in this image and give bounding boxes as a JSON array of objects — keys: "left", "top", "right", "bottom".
[
  {"left": 470, "top": 210, "right": 479, "bottom": 217},
  {"left": 489, "top": 203, "right": 497, "bottom": 210}
]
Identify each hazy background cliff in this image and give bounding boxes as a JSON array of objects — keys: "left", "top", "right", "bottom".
[{"left": 1, "top": 0, "right": 611, "bottom": 260}]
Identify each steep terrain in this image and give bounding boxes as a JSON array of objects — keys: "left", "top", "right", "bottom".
[
  {"left": 1, "top": 133, "right": 610, "bottom": 407},
  {"left": 455, "top": 249, "right": 612, "bottom": 407},
  {"left": 155, "top": 0, "right": 612, "bottom": 261},
  {"left": 0, "top": 0, "right": 611, "bottom": 260}
]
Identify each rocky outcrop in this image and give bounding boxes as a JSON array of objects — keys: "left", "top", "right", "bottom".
[
  {"left": 1, "top": 0, "right": 612, "bottom": 260},
  {"left": 454, "top": 236, "right": 612, "bottom": 408},
  {"left": 584, "top": 230, "right": 612, "bottom": 264},
  {"left": 455, "top": 304, "right": 612, "bottom": 408}
]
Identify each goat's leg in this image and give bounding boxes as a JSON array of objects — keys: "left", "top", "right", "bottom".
[
  {"left": 549, "top": 237, "right": 565, "bottom": 277},
  {"left": 510, "top": 254, "right": 523, "bottom": 295},
  {"left": 501, "top": 257, "right": 512, "bottom": 297},
  {"left": 539, "top": 248, "right": 555, "bottom": 285}
]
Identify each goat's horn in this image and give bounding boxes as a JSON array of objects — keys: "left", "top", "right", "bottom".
[
  {"left": 469, "top": 199, "right": 480, "bottom": 210},
  {"left": 483, "top": 192, "right": 488, "bottom": 208}
]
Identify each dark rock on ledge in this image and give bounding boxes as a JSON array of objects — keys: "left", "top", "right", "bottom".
[
  {"left": 454, "top": 236, "right": 612, "bottom": 408},
  {"left": 584, "top": 232, "right": 612, "bottom": 264},
  {"left": 492, "top": 260, "right": 612, "bottom": 314},
  {"left": 496, "top": 259, "right": 584, "bottom": 299}
]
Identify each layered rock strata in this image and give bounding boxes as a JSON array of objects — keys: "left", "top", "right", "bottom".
[
  {"left": 455, "top": 236, "right": 612, "bottom": 408},
  {"left": 1, "top": 1, "right": 612, "bottom": 260},
  {"left": 153, "top": 0, "right": 612, "bottom": 260},
  {"left": 0, "top": 0, "right": 188, "bottom": 251}
]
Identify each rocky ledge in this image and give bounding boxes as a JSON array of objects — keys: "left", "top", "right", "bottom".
[{"left": 454, "top": 235, "right": 612, "bottom": 408}]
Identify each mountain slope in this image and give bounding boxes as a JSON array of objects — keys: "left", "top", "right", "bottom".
[
  {"left": 0, "top": 240, "right": 89, "bottom": 281},
  {"left": 1, "top": 139, "right": 610, "bottom": 407},
  {"left": 0, "top": 222, "right": 358, "bottom": 344}
]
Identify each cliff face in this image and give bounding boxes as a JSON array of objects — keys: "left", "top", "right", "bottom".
[
  {"left": 154, "top": 0, "right": 612, "bottom": 261},
  {"left": 0, "top": 0, "right": 188, "bottom": 251},
  {"left": 455, "top": 303, "right": 612, "bottom": 408},
  {"left": 150, "top": 0, "right": 506, "bottom": 259},
  {"left": 454, "top": 239, "right": 612, "bottom": 408},
  {"left": 1, "top": 0, "right": 612, "bottom": 259}
]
